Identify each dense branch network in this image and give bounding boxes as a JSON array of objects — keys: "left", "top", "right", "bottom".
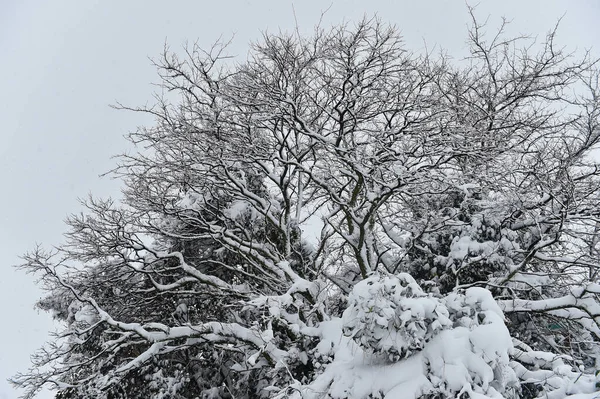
[{"left": 12, "top": 14, "right": 600, "bottom": 399}]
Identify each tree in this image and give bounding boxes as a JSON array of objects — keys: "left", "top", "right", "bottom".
[{"left": 12, "top": 13, "right": 600, "bottom": 399}]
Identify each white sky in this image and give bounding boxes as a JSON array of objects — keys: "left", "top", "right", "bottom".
[{"left": 0, "top": 1, "right": 598, "bottom": 398}]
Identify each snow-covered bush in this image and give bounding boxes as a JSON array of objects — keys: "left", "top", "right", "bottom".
[
  {"left": 326, "top": 274, "right": 519, "bottom": 398},
  {"left": 342, "top": 273, "right": 451, "bottom": 361}
]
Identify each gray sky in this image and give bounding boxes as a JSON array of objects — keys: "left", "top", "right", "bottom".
[{"left": 1, "top": 1, "right": 598, "bottom": 398}]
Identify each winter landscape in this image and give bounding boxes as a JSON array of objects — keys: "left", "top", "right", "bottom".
[{"left": 2, "top": 2, "right": 600, "bottom": 398}]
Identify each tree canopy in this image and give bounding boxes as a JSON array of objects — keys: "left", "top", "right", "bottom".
[{"left": 12, "top": 13, "right": 600, "bottom": 399}]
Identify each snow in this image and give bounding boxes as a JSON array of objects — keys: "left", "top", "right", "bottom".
[
  {"left": 444, "top": 235, "right": 498, "bottom": 267},
  {"left": 73, "top": 304, "right": 99, "bottom": 326},
  {"left": 284, "top": 274, "right": 521, "bottom": 398},
  {"left": 342, "top": 273, "right": 452, "bottom": 361},
  {"left": 225, "top": 199, "right": 251, "bottom": 219}
]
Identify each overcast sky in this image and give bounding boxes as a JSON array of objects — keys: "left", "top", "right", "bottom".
[{"left": 1, "top": 1, "right": 598, "bottom": 398}]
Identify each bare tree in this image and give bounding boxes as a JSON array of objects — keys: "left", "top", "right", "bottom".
[{"left": 12, "top": 15, "right": 600, "bottom": 399}]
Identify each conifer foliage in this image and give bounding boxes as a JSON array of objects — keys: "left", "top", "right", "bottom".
[{"left": 12, "top": 13, "right": 600, "bottom": 399}]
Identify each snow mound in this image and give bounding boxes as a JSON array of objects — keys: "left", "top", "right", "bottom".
[
  {"left": 342, "top": 273, "right": 452, "bottom": 361},
  {"left": 289, "top": 274, "right": 519, "bottom": 398}
]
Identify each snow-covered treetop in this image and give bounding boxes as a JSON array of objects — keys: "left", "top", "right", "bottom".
[{"left": 12, "top": 12, "right": 600, "bottom": 399}]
